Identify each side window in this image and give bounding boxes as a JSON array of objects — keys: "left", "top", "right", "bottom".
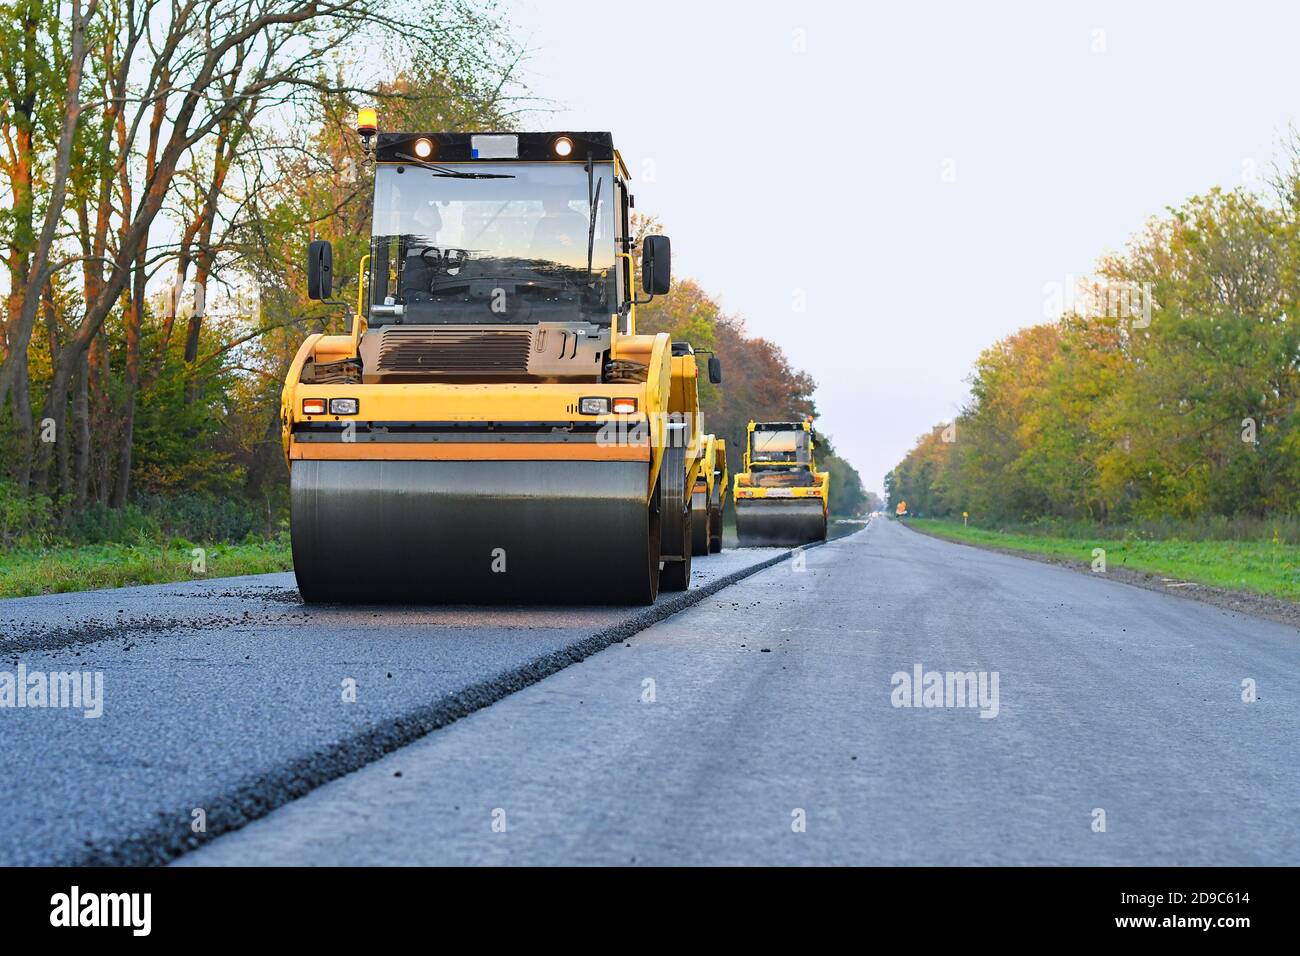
[
  {"left": 369, "top": 237, "right": 388, "bottom": 307},
  {"left": 369, "top": 236, "right": 400, "bottom": 312},
  {"left": 615, "top": 179, "right": 631, "bottom": 329}
]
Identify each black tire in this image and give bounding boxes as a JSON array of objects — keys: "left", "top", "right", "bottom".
[
  {"left": 660, "top": 506, "right": 692, "bottom": 590},
  {"left": 637, "top": 480, "right": 662, "bottom": 604},
  {"left": 690, "top": 489, "right": 710, "bottom": 556},
  {"left": 708, "top": 482, "right": 724, "bottom": 552},
  {"left": 658, "top": 441, "right": 692, "bottom": 591}
]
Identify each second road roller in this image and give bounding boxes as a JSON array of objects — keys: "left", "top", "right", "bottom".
[
  {"left": 281, "top": 119, "right": 722, "bottom": 604},
  {"left": 733, "top": 419, "right": 830, "bottom": 546}
]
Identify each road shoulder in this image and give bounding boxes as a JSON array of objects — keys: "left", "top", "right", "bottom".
[{"left": 902, "top": 520, "right": 1300, "bottom": 632}]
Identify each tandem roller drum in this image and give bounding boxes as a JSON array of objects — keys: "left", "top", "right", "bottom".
[
  {"left": 690, "top": 488, "right": 710, "bottom": 556},
  {"left": 734, "top": 499, "right": 827, "bottom": 548},
  {"left": 707, "top": 488, "right": 723, "bottom": 553},
  {"left": 291, "top": 459, "right": 658, "bottom": 604}
]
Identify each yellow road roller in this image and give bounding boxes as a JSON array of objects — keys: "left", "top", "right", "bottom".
[
  {"left": 281, "top": 122, "right": 720, "bottom": 603},
  {"left": 733, "top": 419, "right": 829, "bottom": 547},
  {"left": 691, "top": 435, "right": 727, "bottom": 555}
]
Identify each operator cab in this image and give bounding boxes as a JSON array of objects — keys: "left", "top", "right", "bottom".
[
  {"left": 357, "top": 132, "right": 633, "bottom": 383},
  {"left": 303, "top": 131, "right": 673, "bottom": 384},
  {"left": 750, "top": 423, "right": 816, "bottom": 487}
]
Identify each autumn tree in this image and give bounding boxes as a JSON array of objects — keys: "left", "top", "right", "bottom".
[
  {"left": 890, "top": 155, "right": 1300, "bottom": 527},
  {"left": 0, "top": 0, "right": 522, "bottom": 527}
]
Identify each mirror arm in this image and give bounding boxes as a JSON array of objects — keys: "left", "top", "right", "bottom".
[
  {"left": 315, "top": 275, "right": 352, "bottom": 311},
  {"left": 694, "top": 348, "right": 723, "bottom": 384}
]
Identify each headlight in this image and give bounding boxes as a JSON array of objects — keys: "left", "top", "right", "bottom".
[
  {"left": 579, "top": 397, "right": 610, "bottom": 415},
  {"left": 329, "top": 398, "right": 359, "bottom": 415}
]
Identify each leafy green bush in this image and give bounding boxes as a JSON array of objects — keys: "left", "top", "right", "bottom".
[
  {"left": 3, "top": 477, "right": 275, "bottom": 550},
  {"left": 64, "top": 502, "right": 163, "bottom": 545},
  {"left": 137, "top": 493, "right": 271, "bottom": 542},
  {"left": 0, "top": 479, "right": 56, "bottom": 548},
  {"left": 66, "top": 493, "right": 271, "bottom": 545}
]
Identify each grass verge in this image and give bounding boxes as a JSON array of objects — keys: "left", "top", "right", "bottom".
[
  {"left": 0, "top": 535, "right": 293, "bottom": 598},
  {"left": 909, "top": 519, "right": 1300, "bottom": 602}
]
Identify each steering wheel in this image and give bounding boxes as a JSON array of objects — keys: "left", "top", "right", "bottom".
[
  {"left": 442, "top": 248, "right": 470, "bottom": 277},
  {"left": 419, "top": 246, "right": 470, "bottom": 276}
]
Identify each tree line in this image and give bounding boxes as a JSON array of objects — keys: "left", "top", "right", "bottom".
[
  {"left": 887, "top": 148, "right": 1300, "bottom": 528},
  {"left": 1, "top": 0, "right": 866, "bottom": 545},
  {"left": 0, "top": 0, "right": 522, "bottom": 542}
]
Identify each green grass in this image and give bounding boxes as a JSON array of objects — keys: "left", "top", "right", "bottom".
[
  {"left": 909, "top": 519, "right": 1300, "bottom": 602},
  {"left": 0, "top": 535, "right": 293, "bottom": 598}
]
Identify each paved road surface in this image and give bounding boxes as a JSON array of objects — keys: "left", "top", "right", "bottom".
[
  {"left": 179, "top": 519, "right": 1298, "bottom": 865},
  {"left": 0, "top": 548, "right": 786, "bottom": 865}
]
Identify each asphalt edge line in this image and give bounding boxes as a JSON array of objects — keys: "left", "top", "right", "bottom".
[
  {"left": 900, "top": 520, "right": 1300, "bottom": 632},
  {"left": 77, "top": 532, "right": 852, "bottom": 866}
]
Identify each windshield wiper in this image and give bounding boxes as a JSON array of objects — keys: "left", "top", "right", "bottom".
[
  {"left": 395, "top": 153, "right": 515, "bottom": 179},
  {"left": 585, "top": 158, "right": 601, "bottom": 282}
]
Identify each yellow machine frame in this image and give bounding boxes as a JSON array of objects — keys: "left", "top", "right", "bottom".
[{"left": 282, "top": 219, "right": 678, "bottom": 503}]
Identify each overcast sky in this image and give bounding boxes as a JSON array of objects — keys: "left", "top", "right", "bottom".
[{"left": 510, "top": 0, "right": 1300, "bottom": 494}]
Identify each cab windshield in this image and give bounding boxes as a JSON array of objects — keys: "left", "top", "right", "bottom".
[
  {"left": 751, "top": 429, "right": 810, "bottom": 464},
  {"left": 368, "top": 161, "right": 617, "bottom": 325}
]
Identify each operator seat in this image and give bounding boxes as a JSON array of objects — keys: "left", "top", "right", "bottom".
[
  {"left": 401, "top": 202, "right": 443, "bottom": 297},
  {"left": 530, "top": 198, "right": 587, "bottom": 262}
]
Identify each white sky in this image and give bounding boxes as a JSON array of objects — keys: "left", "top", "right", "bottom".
[{"left": 510, "top": 0, "right": 1298, "bottom": 493}]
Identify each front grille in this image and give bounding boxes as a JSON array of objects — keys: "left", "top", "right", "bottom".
[{"left": 376, "top": 328, "right": 532, "bottom": 374}]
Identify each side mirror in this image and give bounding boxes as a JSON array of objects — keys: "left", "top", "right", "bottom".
[
  {"left": 708, "top": 356, "right": 722, "bottom": 385},
  {"left": 307, "top": 239, "right": 333, "bottom": 300},
  {"left": 641, "top": 234, "right": 671, "bottom": 295}
]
